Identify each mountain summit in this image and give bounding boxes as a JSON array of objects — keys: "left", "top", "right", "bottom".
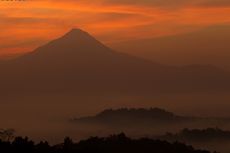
[
  {"left": 62, "top": 28, "right": 93, "bottom": 39},
  {"left": 58, "top": 28, "right": 105, "bottom": 47},
  {"left": 24, "top": 29, "right": 113, "bottom": 60}
]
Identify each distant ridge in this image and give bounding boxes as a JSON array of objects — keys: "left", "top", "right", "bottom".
[
  {"left": 97, "top": 108, "right": 175, "bottom": 119},
  {"left": 160, "top": 128, "right": 230, "bottom": 142},
  {"left": 72, "top": 108, "right": 190, "bottom": 126},
  {"left": 72, "top": 108, "right": 230, "bottom": 128}
]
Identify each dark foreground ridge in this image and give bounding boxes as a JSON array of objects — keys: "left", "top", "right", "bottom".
[{"left": 0, "top": 133, "right": 212, "bottom": 153}]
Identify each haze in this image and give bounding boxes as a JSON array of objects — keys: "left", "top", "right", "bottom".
[{"left": 1, "top": 1, "right": 230, "bottom": 151}]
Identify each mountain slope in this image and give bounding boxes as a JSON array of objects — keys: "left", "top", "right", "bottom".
[
  {"left": 110, "top": 25, "right": 230, "bottom": 69},
  {"left": 0, "top": 28, "right": 229, "bottom": 97}
]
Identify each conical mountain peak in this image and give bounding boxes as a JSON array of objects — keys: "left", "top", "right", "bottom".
[
  {"left": 0, "top": 28, "right": 229, "bottom": 98},
  {"left": 69, "top": 28, "right": 85, "bottom": 33},
  {"left": 57, "top": 28, "right": 96, "bottom": 43},
  {"left": 25, "top": 28, "right": 113, "bottom": 59},
  {"left": 63, "top": 28, "right": 90, "bottom": 38}
]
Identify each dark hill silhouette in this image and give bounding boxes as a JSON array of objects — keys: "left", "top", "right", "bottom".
[
  {"left": 72, "top": 108, "right": 230, "bottom": 130},
  {"left": 73, "top": 108, "right": 192, "bottom": 126},
  {"left": 0, "top": 28, "right": 230, "bottom": 97},
  {"left": 0, "top": 133, "right": 211, "bottom": 153}
]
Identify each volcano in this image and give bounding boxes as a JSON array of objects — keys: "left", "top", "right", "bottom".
[{"left": 0, "top": 29, "right": 229, "bottom": 97}]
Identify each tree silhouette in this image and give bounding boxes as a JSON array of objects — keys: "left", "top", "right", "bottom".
[
  {"left": 0, "top": 133, "right": 211, "bottom": 153},
  {"left": 0, "top": 129, "right": 15, "bottom": 142}
]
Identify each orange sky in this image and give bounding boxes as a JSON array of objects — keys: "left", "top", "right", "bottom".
[{"left": 1, "top": 0, "right": 230, "bottom": 57}]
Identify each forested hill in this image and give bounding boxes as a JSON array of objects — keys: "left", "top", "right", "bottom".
[{"left": 73, "top": 108, "right": 192, "bottom": 125}]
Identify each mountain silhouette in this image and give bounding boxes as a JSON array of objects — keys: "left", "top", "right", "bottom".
[{"left": 0, "top": 28, "right": 230, "bottom": 97}]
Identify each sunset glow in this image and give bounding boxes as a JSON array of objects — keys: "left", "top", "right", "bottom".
[{"left": 1, "top": 0, "right": 230, "bottom": 56}]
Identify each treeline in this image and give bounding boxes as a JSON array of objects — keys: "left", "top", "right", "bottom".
[
  {"left": 0, "top": 133, "right": 212, "bottom": 153},
  {"left": 160, "top": 128, "right": 230, "bottom": 141}
]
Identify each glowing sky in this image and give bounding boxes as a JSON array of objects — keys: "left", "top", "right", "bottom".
[{"left": 1, "top": 0, "right": 230, "bottom": 57}]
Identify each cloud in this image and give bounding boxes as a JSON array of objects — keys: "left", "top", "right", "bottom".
[
  {"left": 0, "top": 0, "right": 230, "bottom": 56},
  {"left": 102, "top": 0, "right": 230, "bottom": 7}
]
